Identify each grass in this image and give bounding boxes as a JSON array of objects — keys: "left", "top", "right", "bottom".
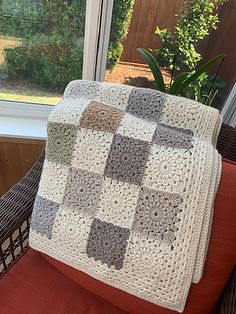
[{"left": 0, "top": 86, "right": 61, "bottom": 105}]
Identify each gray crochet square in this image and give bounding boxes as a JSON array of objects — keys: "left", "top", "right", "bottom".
[
  {"left": 47, "top": 122, "right": 77, "bottom": 165},
  {"left": 31, "top": 195, "right": 60, "bottom": 239},
  {"left": 132, "top": 187, "right": 183, "bottom": 243},
  {"left": 86, "top": 218, "right": 130, "bottom": 270},
  {"left": 63, "top": 168, "right": 102, "bottom": 215},
  {"left": 126, "top": 88, "right": 166, "bottom": 122},
  {"left": 104, "top": 134, "right": 150, "bottom": 185},
  {"left": 152, "top": 123, "right": 193, "bottom": 149}
]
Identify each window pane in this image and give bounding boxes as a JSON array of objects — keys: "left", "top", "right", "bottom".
[
  {"left": 105, "top": 0, "right": 235, "bottom": 109},
  {"left": 0, "top": 0, "right": 86, "bottom": 105}
]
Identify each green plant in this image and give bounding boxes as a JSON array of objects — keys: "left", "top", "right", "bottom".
[
  {"left": 107, "top": 0, "right": 135, "bottom": 69},
  {"left": 155, "top": 0, "right": 228, "bottom": 71},
  {"left": 137, "top": 48, "right": 224, "bottom": 105}
]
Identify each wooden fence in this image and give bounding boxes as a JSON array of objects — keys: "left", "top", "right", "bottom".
[
  {"left": 121, "top": 0, "right": 236, "bottom": 92},
  {"left": 121, "top": 0, "right": 185, "bottom": 63}
]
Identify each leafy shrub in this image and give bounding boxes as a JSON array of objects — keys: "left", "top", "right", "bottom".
[
  {"left": 1, "top": 0, "right": 86, "bottom": 90},
  {"left": 155, "top": 0, "right": 228, "bottom": 71},
  {"left": 107, "top": 0, "right": 135, "bottom": 69},
  {"left": 5, "top": 40, "right": 83, "bottom": 91}
]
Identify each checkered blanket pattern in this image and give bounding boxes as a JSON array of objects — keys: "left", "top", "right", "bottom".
[{"left": 29, "top": 80, "right": 222, "bottom": 312}]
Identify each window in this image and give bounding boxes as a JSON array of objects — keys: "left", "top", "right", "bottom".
[{"left": 0, "top": 0, "right": 86, "bottom": 105}]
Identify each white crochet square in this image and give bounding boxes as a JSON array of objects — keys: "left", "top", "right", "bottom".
[
  {"left": 95, "top": 83, "right": 133, "bottom": 110},
  {"left": 117, "top": 113, "right": 156, "bottom": 142},
  {"left": 96, "top": 178, "right": 139, "bottom": 229},
  {"left": 48, "top": 98, "right": 90, "bottom": 125},
  {"left": 38, "top": 160, "right": 69, "bottom": 204},
  {"left": 142, "top": 145, "right": 191, "bottom": 194},
  {"left": 71, "top": 128, "right": 114, "bottom": 174},
  {"left": 160, "top": 94, "right": 216, "bottom": 138},
  {"left": 52, "top": 207, "right": 93, "bottom": 258},
  {"left": 118, "top": 233, "right": 172, "bottom": 292}
]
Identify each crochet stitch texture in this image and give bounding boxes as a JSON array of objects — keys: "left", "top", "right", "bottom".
[{"left": 29, "top": 80, "right": 222, "bottom": 312}]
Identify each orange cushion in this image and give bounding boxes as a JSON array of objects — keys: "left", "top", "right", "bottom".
[
  {"left": 42, "top": 159, "right": 236, "bottom": 314},
  {"left": 0, "top": 249, "right": 127, "bottom": 314}
]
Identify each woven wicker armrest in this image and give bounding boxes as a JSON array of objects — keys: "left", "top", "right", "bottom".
[
  {"left": 217, "top": 123, "right": 236, "bottom": 162},
  {"left": 0, "top": 150, "right": 45, "bottom": 276}
]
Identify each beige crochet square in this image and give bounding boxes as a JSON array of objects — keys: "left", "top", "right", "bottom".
[
  {"left": 117, "top": 113, "right": 156, "bottom": 142},
  {"left": 142, "top": 145, "right": 191, "bottom": 194},
  {"left": 80, "top": 101, "right": 124, "bottom": 133},
  {"left": 52, "top": 207, "right": 94, "bottom": 258},
  {"left": 96, "top": 177, "right": 139, "bottom": 229},
  {"left": 71, "top": 128, "right": 114, "bottom": 174},
  {"left": 38, "top": 160, "right": 69, "bottom": 204}
]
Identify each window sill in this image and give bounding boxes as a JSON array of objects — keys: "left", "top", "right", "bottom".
[{"left": 0, "top": 100, "right": 53, "bottom": 140}]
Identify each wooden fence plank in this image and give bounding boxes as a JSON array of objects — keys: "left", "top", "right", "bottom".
[{"left": 121, "top": 0, "right": 184, "bottom": 63}]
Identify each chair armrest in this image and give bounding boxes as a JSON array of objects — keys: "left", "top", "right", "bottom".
[
  {"left": 0, "top": 150, "right": 45, "bottom": 276},
  {"left": 215, "top": 267, "right": 236, "bottom": 314},
  {"left": 217, "top": 123, "right": 236, "bottom": 162}
]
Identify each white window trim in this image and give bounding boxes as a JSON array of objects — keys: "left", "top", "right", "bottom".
[{"left": 220, "top": 81, "right": 236, "bottom": 127}]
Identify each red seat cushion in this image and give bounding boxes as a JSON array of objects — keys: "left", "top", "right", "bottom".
[
  {"left": 42, "top": 159, "right": 236, "bottom": 314},
  {"left": 0, "top": 248, "right": 127, "bottom": 314}
]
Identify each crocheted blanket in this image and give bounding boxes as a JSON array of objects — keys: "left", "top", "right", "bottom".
[{"left": 29, "top": 80, "right": 222, "bottom": 312}]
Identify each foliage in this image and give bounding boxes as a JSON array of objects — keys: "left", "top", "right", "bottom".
[
  {"left": 107, "top": 0, "right": 135, "bottom": 69},
  {"left": 4, "top": 40, "right": 83, "bottom": 90},
  {"left": 182, "top": 73, "right": 226, "bottom": 103},
  {"left": 1, "top": 0, "right": 86, "bottom": 90},
  {"left": 155, "top": 0, "right": 228, "bottom": 71},
  {"left": 137, "top": 48, "right": 224, "bottom": 105}
]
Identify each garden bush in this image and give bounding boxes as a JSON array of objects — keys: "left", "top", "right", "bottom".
[
  {"left": 4, "top": 41, "right": 83, "bottom": 90},
  {"left": 107, "top": 0, "right": 135, "bottom": 69}
]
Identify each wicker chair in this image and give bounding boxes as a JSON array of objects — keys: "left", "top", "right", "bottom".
[{"left": 0, "top": 123, "right": 235, "bottom": 313}]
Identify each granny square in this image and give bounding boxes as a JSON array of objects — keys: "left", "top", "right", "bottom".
[
  {"left": 142, "top": 145, "right": 191, "bottom": 194},
  {"left": 64, "top": 80, "right": 100, "bottom": 99},
  {"left": 117, "top": 113, "right": 156, "bottom": 142},
  {"left": 96, "top": 178, "right": 139, "bottom": 229},
  {"left": 86, "top": 218, "right": 130, "bottom": 270},
  {"left": 47, "top": 122, "right": 77, "bottom": 165},
  {"left": 104, "top": 134, "right": 150, "bottom": 185},
  {"left": 152, "top": 123, "right": 193, "bottom": 149},
  {"left": 80, "top": 101, "right": 124, "bottom": 133},
  {"left": 31, "top": 195, "right": 60, "bottom": 239},
  {"left": 52, "top": 207, "right": 94, "bottom": 256},
  {"left": 71, "top": 128, "right": 113, "bottom": 174},
  {"left": 95, "top": 83, "right": 133, "bottom": 110},
  {"left": 63, "top": 168, "right": 102, "bottom": 215},
  {"left": 38, "top": 160, "right": 69, "bottom": 204},
  {"left": 126, "top": 88, "right": 166, "bottom": 122},
  {"left": 132, "top": 187, "right": 183, "bottom": 243}
]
